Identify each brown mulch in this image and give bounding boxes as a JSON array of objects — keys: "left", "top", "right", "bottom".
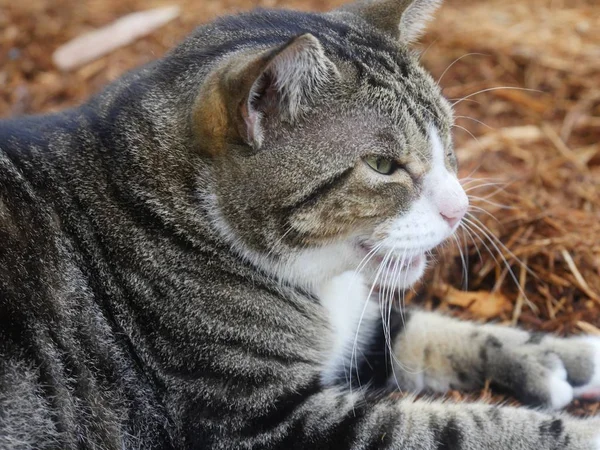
[{"left": 1, "top": 0, "right": 599, "bottom": 416}]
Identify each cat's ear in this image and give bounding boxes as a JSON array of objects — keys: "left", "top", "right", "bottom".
[
  {"left": 194, "top": 34, "right": 336, "bottom": 154},
  {"left": 339, "top": 0, "right": 441, "bottom": 43}
]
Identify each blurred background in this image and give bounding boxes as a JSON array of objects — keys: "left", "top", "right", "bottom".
[{"left": 1, "top": 0, "right": 599, "bottom": 412}]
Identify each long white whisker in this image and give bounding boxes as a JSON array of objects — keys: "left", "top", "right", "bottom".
[
  {"left": 437, "top": 53, "right": 487, "bottom": 84},
  {"left": 454, "top": 115, "right": 494, "bottom": 130},
  {"left": 463, "top": 181, "right": 506, "bottom": 192},
  {"left": 452, "top": 233, "right": 469, "bottom": 289},
  {"left": 468, "top": 204, "right": 501, "bottom": 223},
  {"left": 465, "top": 214, "right": 537, "bottom": 279},
  {"left": 349, "top": 245, "right": 391, "bottom": 396},
  {"left": 459, "top": 222, "right": 484, "bottom": 266},
  {"left": 452, "top": 124, "right": 482, "bottom": 148},
  {"left": 468, "top": 195, "right": 516, "bottom": 210},
  {"left": 452, "top": 86, "right": 541, "bottom": 107},
  {"left": 462, "top": 217, "right": 538, "bottom": 311}
]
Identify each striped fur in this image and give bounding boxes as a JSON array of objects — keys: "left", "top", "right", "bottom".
[{"left": 1, "top": 1, "right": 600, "bottom": 449}]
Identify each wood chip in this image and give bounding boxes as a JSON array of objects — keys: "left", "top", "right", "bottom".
[
  {"left": 577, "top": 321, "right": 600, "bottom": 336},
  {"left": 53, "top": 6, "right": 180, "bottom": 71},
  {"left": 561, "top": 249, "right": 600, "bottom": 303}
]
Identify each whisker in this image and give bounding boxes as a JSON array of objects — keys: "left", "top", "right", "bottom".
[
  {"left": 349, "top": 245, "right": 392, "bottom": 395},
  {"left": 468, "top": 204, "right": 501, "bottom": 223},
  {"left": 462, "top": 216, "right": 538, "bottom": 312},
  {"left": 452, "top": 86, "right": 541, "bottom": 108},
  {"left": 465, "top": 213, "right": 537, "bottom": 279},
  {"left": 418, "top": 37, "right": 439, "bottom": 62},
  {"left": 458, "top": 223, "right": 484, "bottom": 266},
  {"left": 463, "top": 181, "right": 505, "bottom": 192},
  {"left": 454, "top": 115, "right": 494, "bottom": 131},
  {"left": 468, "top": 195, "right": 516, "bottom": 210},
  {"left": 451, "top": 233, "right": 469, "bottom": 289},
  {"left": 452, "top": 124, "right": 482, "bottom": 148},
  {"left": 437, "top": 53, "right": 487, "bottom": 84}
]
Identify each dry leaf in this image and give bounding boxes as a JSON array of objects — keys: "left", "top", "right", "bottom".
[{"left": 444, "top": 286, "right": 513, "bottom": 319}]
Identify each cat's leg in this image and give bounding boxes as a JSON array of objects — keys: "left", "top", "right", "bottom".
[
  {"left": 246, "top": 387, "right": 600, "bottom": 449},
  {"left": 391, "top": 310, "right": 600, "bottom": 409}
]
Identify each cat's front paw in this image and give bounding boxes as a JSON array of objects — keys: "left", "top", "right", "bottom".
[
  {"left": 536, "top": 335, "right": 600, "bottom": 409},
  {"left": 488, "top": 334, "right": 600, "bottom": 409},
  {"left": 545, "top": 357, "right": 574, "bottom": 409},
  {"left": 570, "top": 337, "right": 600, "bottom": 400}
]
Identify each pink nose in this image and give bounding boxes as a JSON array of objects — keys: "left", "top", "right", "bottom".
[{"left": 440, "top": 207, "right": 466, "bottom": 228}]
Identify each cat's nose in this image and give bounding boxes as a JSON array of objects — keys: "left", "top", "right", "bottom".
[{"left": 440, "top": 204, "right": 467, "bottom": 229}]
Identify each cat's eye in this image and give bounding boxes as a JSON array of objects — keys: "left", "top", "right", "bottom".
[{"left": 364, "top": 156, "right": 396, "bottom": 175}]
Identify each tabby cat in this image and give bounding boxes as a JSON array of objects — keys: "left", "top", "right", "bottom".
[{"left": 1, "top": 0, "right": 600, "bottom": 448}]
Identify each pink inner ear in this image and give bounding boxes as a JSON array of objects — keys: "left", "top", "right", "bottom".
[
  {"left": 242, "top": 69, "right": 281, "bottom": 147},
  {"left": 250, "top": 70, "right": 280, "bottom": 115},
  {"left": 240, "top": 100, "right": 258, "bottom": 145}
]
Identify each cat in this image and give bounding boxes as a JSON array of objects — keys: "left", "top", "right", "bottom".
[{"left": 1, "top": 0, "right": 600, "bottom": 448}]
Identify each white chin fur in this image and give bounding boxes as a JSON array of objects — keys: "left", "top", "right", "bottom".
[
  {"left": 358, "top": 251, "right": 428, "bottom": 292},
  {"left": 276, "top": 241, "right": 429, "bottom": 294}
]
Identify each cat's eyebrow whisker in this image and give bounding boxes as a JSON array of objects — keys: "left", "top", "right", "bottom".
[
  {"left": 452, "top": 124, "right": 481, "bottom": 148},
  {"left": 437, "top": 53, "right": 487, "bottom": 85},
  {"left": 451, "top": 86, "right": 542, "bottom": 108},
  {"left": 418, "top": 37, "right": 439, "bottom": 62},
  {"left": 447, "top": 98, "right": 481, "bottom": 106},
  {"left": 454, "top": 115, "right": 494, "bottom": 131}
]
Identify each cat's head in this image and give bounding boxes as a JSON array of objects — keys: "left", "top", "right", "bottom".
[{"left": 195, "top": 0, "right": 468, "bottom": 293}]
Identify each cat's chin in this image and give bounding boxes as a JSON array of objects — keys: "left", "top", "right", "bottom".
[{"left": 357, "top": 246, "right": 428, "bottom": 293}]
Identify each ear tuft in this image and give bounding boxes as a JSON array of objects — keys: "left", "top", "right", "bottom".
[
  {"left": 245, "top": 34, "right": 335, "bottom": 148},
  {"left": 339, "top": 0, "right": 442, "bottom": 44},
  {"left": 400, "top": 0, "right": 442, "bottom": 43}
]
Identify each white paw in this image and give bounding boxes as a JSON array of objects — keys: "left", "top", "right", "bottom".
[
  {"left": 542, "top": 353, "right": 574, "bottom": 409},
  {"left": 572, "top": 337, "right": 600, "bottom": 400},
  {"left": 593, "top": 434, "right": 600, "bottom": 450},
  {"left": 548, "top": 366, "right": 574, "bottom": 409}
]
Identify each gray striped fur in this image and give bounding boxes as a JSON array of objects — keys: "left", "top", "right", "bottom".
[{"left": 1, "top": 0, "right": 599, "bottom": 449}]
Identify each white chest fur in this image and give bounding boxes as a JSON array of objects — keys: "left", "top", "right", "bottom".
[{"left": 316, "top": 271, "right": 380, "bottom": 386}]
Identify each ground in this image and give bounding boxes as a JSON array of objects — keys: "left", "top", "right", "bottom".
[{"left": 1, "top": 0, "right": 599, "bottom": 415}]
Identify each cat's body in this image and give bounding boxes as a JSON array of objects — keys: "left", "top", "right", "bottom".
[{"left": 1, "top": 1, "right": 600, "bottom": 449}]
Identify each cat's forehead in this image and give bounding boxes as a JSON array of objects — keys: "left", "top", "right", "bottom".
[
  {"left": 327, "top": 46, "right": 452, "bottom": 147},
  {"left": 297, "top": 108, "right": 446, "bottom": 170}
]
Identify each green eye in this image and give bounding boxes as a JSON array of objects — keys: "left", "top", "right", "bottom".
[{"left": 364, "top": 156, "right": 396, "bottom": 175}]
